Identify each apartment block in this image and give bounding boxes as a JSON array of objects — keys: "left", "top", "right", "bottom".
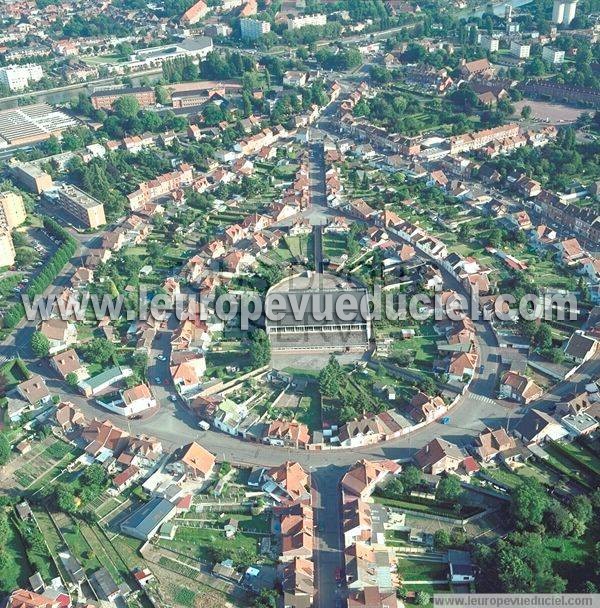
[
  {"left": 127, "top": 164, "right": 194, "bottom": 210},
  {"left": 480, "top": 35, "right": 499, "bottom": 52},
  {"left": 286, "top": 13, "right": 327, "bottom": 30},
  {"left": 11, "top": 162, "right": 53, "bottom": 194},
  {"left": 0, "top": 230, "right": 15, "bottom": 267},
  {"left": 0, "top": 63, "right": 43, "bottom": 92},
  {"left": 240, "top": 18, "right": 271, "bottom": 40},
  {"left": 90, "top": 87, "right": 156, "bottom": 111},
  {"left": 449, "top": 124, "right": 520, "bottom": 155},
  {"left": 510, "top": 40, "right": 530, "bottom": 59},
  {"left": 0, "top": 192, "right": 26, "bottom": 230},
  {"left": 542, "top": 46, "right": 565, "bottom": 64},
  {"left": 56, "top": 185, "right": 106, "bottom": 229}
]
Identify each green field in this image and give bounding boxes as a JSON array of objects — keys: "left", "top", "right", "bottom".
[{"left": 398, "top": 557, "right": 448, "bottom": 582}]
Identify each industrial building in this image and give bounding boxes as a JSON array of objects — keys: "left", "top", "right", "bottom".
[
  {"left": 265, "top": 274, "right": 371, "bottom": 352},
  {"left": 0, "top": 103, "right": 78, "bottom": 147}
]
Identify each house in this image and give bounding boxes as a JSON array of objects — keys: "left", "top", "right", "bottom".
[
  {"left": 278, "top": 499, "right": 314, "bottom": 561},
  {"left": 265, "top": 420, "right": 310, "bottom": 448},
  {"left": 5, "top": 590, "right": 60, "bottom": 608},
  {"left": 558, "top": 238, "right": 585, "bottom": 265},
  {"left": 347, "top": 588, "right": 398, "bottom": 608},
  {"left": 447, "top": 351, "right": 478, "bottom": 382},
  {"left": 112, "top": 464, "right": 139, "bottom": 492},
  {"left": 209, "top": 398, "right": 247, "bottom": 436},
  {"left": 71, "top": 266, "right": 94, "bottom": 288},
  {"left": 17, "top": 374, "right": 51, "bottom": 405},
  {"left": 120, "top": 497, "right": 177, "bottom": 540},
  {"left": 55, "top": 401, "right": 85, "bottom": 431},
  {"left": 170, "top": 356, "right": 206, "bottom": 392},
  {"left": 459, "top": 57, "right": 494, "bottom": 79},
  {"left": 513, "top": 408, "right": 567, "bottom": 444},
  {"left": 564, "top": 331, "right": 598, "bottom": 364},
  {"left": 341, "top": 459, "right": 399, "bottom": 499},
  {"left": 99, "top": 383, "right": 156, "bottom": 417},
  {"left": 448, "top": 550, "right": 476, "bottom": 583},
  {"left": 414, "top": 437, "right": 464, "bottom": 475},
  {"left": 221, "top": 250, "right": 256, "bottom": 274},
  {"left": 343, "top": 495, "right": 372, "bottom": 546},
  {"left": 263, "top": 461, "right": 310, "bottom": 503},
  {"left": 345, "top": 199, "right": 376, "bottom": 220},
  {"left": 473, "top": 427, "right": 516, "bottom": 462},
  {"left": 281, "top": 557, "right": 314, "bottom": 608},
  {"left": 408, "top": 392, "right": 446, "bottom": 423},
  {"left": 561, "top": 411, "right": 599, "bottom": 436},
  {"left": 50, "top": 349, "right": 88, "bottom": 382},
  {"left": 39, "top": 319, "right": 77, "bottom": 354},
  {"left": 82, "top": 418, "right": 130, "bottom": 456},
  {"left": 499, "top": 371, "right": 543, "bottom": 404},
  {"left": 170, "top": 441, "right": 216, "bottom": 480}
]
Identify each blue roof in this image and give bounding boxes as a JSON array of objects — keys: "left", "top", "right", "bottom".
[{"left": 120, "top": 497, "right": 175, "bottom": 538}]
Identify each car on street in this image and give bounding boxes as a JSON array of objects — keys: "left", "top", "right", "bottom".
[
  {"left": 157, "top": 355, "right": 166, "bottom": 361},
  {"left": 440, "top": 416, "right": 451, "bottom": 425},
  {"left": 154, "top": 377, "right": 162, "bottom": 384},
  {"left": 169, "top": 395, "right": 177, "bottom": 402}
]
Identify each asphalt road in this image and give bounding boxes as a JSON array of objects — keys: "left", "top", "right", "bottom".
[{"left": 312, "top": 466, "right": 345, "bottom": 608}]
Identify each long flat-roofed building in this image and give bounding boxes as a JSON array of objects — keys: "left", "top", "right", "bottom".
[
  {"left": 55, "top": 184, "right": 106, "bottom": 229},
  {"left": 265, "top": 273, "right": 371, "bottom": 352},
  {"left": 0, "top": 103, "right": 78, "bottom": 148},
  {"left": 90, "top": 86, "right": 156, "bottom": 111}
]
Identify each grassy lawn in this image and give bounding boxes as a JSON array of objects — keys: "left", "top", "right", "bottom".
[
  {"left": 549, "top": 441, "right": 600, "bottom": 480},
  {"left": 402, "top": 582, "right": 452, "bottom": 607},
  {"left": 166, "top": 526, "right": 262, "bottom": 564},
  {"left": 373, "top": 495, "right": 482, "bottom": 519},
  {"left": 0, "top": 518, "right": 31, "bottom": 595},
  {"left": 284, "top": 235, "right": 312, "bottom": 262},
  {"left": 322, "top": 233, "right": 347, "bottom": 259},
  {"left": 294, "top": 382, "right": 322, "bottom": 432},
  {"left": 391, "top": 334, "right": 438, "bottom": 367},
  {"left": 398, "top": 557, "right": 448, "bottom": 582}
]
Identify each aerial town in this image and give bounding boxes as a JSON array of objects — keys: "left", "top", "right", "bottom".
[{"left": 0, "top": 0, "right": 598, "bottom": 606}]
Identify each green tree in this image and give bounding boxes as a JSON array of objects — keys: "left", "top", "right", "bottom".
[
  {"left": 436, "top": 474, "right": 463, "bottom": 502},
  {"left": 112, "top": 95, "right": 140, "bottom": 119},
  {"left": 82, "top": 338, "right": 115, "bottom": 364},
  {"left": 66, "top": 372, "right": 79, "bottom": 387},
  {"left": 318, "top": 355, "right": 344, "bottom": 398},
  {"left": 434, "top": 529, "right": 451, "bottom": 550},
  {"left": 520, "top": 105, "right": 532, "bottom": 119},
  {"left": 31, "top": 331, "right": 50, "bottom": 357},
  {"left": 248, "top": 330, "right": 271, "bottom": 368},
  {"left": 511, "top": 478, "right": 549, "bottom": 528},
  {"left": 0, "top": 434, "right": 8, "bottom": 467},
  {"left": 400, "top": 465, "right": 422, "bottom": 493}
]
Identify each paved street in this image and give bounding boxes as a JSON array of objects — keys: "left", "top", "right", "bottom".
[{"left": 312, "top": 466, "right": 345, "bottom": 608}]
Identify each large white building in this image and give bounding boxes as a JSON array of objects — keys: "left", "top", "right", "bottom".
[
  {"left": 552, "top": 0, "right": 577, "bottom": 24},
  {"left": 0, "top": 64, "right": 43, "bottom": 92},
  {"left": 510, "top": 40, "right": 530, "bottom": 59},
  {"left": 542, "top": 46, "right": 565, "bottom": 64},
  {"left": 240, "top": 18, "right": 271, "bottom": 40},
  {"left": 287, "top": 13, "right": 327, "bottom": 30}
]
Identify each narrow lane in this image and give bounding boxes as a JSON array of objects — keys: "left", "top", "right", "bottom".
[{"left": 312, "top": 466, "right": 346, "bottom": 608}]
